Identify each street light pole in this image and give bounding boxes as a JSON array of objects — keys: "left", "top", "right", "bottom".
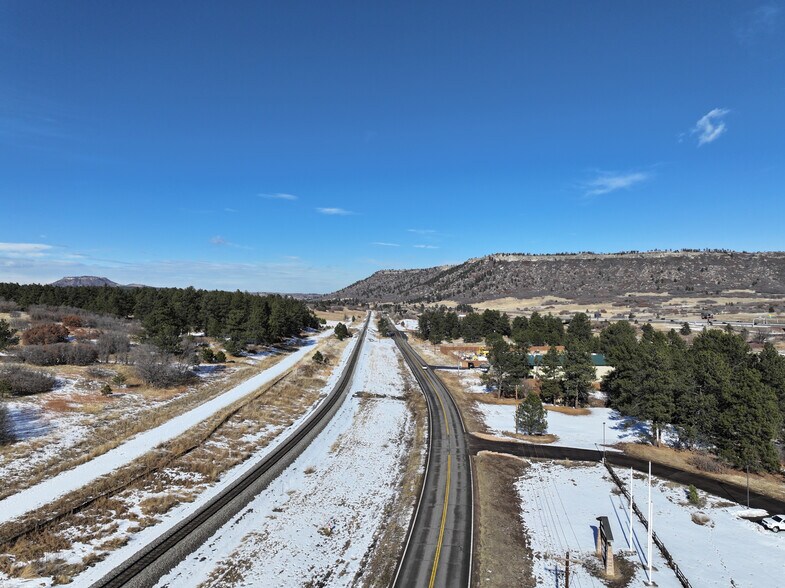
[{"left": 746, "top": 464, "right": 750, "bottom": 509}]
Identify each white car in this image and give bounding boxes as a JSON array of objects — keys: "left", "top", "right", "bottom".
[{"left": 761, "top": 514, "right": 785, "bottom": 533}]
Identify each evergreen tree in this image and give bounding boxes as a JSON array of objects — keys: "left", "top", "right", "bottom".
[
  {"left": 561, "top": 342, "right": 595, "bottom": 408},
  {"left": 334, "top": 322, "right": 350, "bottom": 340},
  {"left": 567, "top": 312, "right": 592, "bottom": 344},
  {"left": 680, "top": 322, "right": 692, "bottom": 336},
  {"left": 515, "top": 392, "right": 548, "bottom": 435},
  {"left": 0, "top": 319, "right": 13, "bottom": 350},
  {"left": 538, "top": 346, "right": 563, "bottom": 404},
  {"left": 714, "top": 367, "right": 781, "bottom": 471}
]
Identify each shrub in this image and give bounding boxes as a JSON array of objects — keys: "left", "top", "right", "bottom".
[
  {"left": 18, "top": 343, "right": 98, "bottom": 366},
  {"left": 201, "top": 348, "right": 215, "bottom": 363},
  {"left": 687, "top": 484, "right": 700, "bottom": 505},
  {"left": 61, "top": 315, "right": 83, "bottom": 329},
  {"left": 689, "top": 453, "right": 726, "bottom": 474},
  {"left": 97, "top": 331, "right": 131, "bottom": 363},
  {"left": 0, "top": 365, "right": 57, "bottom": 396},
  {"left": 112, "top": 373, "right": 127, "bottom": 386},
  {"left": 21, "top": 323, "right": 69, "bottom": 345},
  {"left": 214, "top": 350, "right": 226, "bottom": 363},
  {"left": 101, "top": 383, "right": 112, "bottom": 396},
  {"left": 132, "top": 346, "right": 196, "bottom": 388},
  {"left": 312, "top": 350, "right": 325, "bottom": 364}
]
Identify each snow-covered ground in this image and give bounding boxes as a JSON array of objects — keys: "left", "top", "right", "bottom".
[
  {"left": 517, "top": 461, "right": 679, "bottom": 587},
  {"left": 60, "top": 328, "right": 364, "bottom": 588},
  {"left": 517, "top": 461, "right": 785, "bottom": 588},
  {"left": 630, "top": 466, "right": 785, "bottom": 587},
  {"left": 0, "top": 328, "right": 334, "bottom": 525},
  {"left": 478, "top": 403, "right": 658, "bottom": 451},
  {"left": 152, "top": 319, "right": 418, "bottom": 588}
]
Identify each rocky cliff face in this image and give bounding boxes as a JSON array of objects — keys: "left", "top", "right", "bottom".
[{"left": 328, "top": 251, "right": 785, "bottom": 303}]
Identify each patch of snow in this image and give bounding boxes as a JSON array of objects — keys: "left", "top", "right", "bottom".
[
  {"left": 477, "top": 403, "right": 676, "bottom": 451},
  {"left": 0, "top": 329, "right": 335, "bottom": 526},
  {"left": 152, "top": 316, "right": 417, "bottom": 587},
  {"left": 69, "top": 326, "right": 365, "bottom": 587},
  {"left": 517, "top": 461, "right": 680, "bottom": 587}
]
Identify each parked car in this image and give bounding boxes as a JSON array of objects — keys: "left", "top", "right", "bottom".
[{"left": 761, "top": 514, "right": 785, "bottom": 533}]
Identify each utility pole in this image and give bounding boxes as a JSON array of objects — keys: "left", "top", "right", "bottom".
[
  {"left": 746, "top": 464, "right": 750, "bottom": 509},
  {"left": 646, "top": 461, "right": 654, "bottom": 585},
  {"left": 565, "top": 550, "right": 570, "bottom": 588},
  {"left": 628, "top": 466, "right": 633, "bottom": 550}
]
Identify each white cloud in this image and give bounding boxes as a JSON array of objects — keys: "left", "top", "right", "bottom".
[
  {"left": 692, "top": 108, "right": 730, "bottom": 146},
  {"left": 317, "top": 207, "right": 354, "bottom": 216},
  {"left": 583, "top": 171, "right": 650, "bottom": 196},
  {"left": 0, "top": 242, "right": 53, "bottom": 253},
  {"left": 260, "top": 193, "right": 298, "bottom": 201},
  {"left": 372, "top": 242, "right": 400, "bottom": 247},
  {"left": 414, "top": 244, "right": 439, "bottom": 249},
  {"left": 210, "top": 236, "right": 227, "bottom": 246},
  {"left": 407, "top": 229, "right": 436, "bottom": 235}
]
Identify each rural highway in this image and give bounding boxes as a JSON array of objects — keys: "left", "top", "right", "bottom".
[{"left": 390, "top": 326, "right": 474, "bottom": 588}]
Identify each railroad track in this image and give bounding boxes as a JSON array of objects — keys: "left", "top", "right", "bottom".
[{"left": 90, "top": 314, "right": 370, "bottom": 588}]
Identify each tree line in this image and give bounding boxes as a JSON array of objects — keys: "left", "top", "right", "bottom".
[
  {"left": 417, "top": 307, "right": 582, "bottom": 347},
  {"left": 0, "top": 283, "right": 320, "bottom": 354},
  {"left": 603, "top": 322, "right": 784, "bottom": 472}
]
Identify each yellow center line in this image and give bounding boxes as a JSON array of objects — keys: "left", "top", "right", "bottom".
[
  {"left": 423, "top": 370, "right": 450, "bottom": 435},
  {"left": 429, "top": 453, "right": 451, "bottom": 588}
]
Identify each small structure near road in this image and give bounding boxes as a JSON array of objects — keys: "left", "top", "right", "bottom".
[{"left": 595, "top": 515, "right": 615, "bottom": 577}]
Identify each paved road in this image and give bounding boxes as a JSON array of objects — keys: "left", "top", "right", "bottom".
[
  {"left": 469, "top": 435, "right": 785, "bottom": 514},
  {"left": 391, "top": 329, "right": 474, "bottom": 588}
]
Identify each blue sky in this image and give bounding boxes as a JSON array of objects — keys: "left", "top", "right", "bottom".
[{"left": 1, "top": 1, "right": 784, "bottom": 293}]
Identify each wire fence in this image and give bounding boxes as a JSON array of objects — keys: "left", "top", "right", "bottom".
[{"left": 604, "top": 461, "right": 693, "bottom": 588}]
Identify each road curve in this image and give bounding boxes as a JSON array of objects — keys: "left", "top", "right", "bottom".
[
  {"left": 391, "top": 328, "right": 473, "bottom": 588},
  {"left": 90, "top": 315, "right": 370, "bottom": 588}
]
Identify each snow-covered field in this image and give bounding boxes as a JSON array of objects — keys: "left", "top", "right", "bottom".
[
  {"left": 478, "top": 402, "right": 658, "bottom": 451},
  {"left": 517, "top": 461, "right": 678, "bottom": 587},
  {"left": 0, "top": 328, "right": 334, "bottom": 525},
  {"left": 152, "top": 320, "right": 417, "bottom": 588},
  {"left": 516, "top": 461, "right": 785, "bottom": 587}
]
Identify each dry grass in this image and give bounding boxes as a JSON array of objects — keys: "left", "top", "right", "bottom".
[
  {"left": 0, "top": 335, "right": 351, "bottom": 582},
  {"left": 620, "top": 442, "right": 785, "bottom": 502},
  {"left": 473, "top": 452, "right": 535, "bottom": 588},
  {"left": 0, "top": 342, "right": 299, "bottom": 501},
  {"left": 545, "top": 405, "right": 591, "bottom": 416},
  {"left": 500, "top": 431, "right": 559, "bottom": 444}
]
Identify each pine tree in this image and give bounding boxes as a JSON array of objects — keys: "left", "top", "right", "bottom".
[
  {"left": 561, "top": 342, "right": 595, "bottom": 408},
  {"left": 680, "top": 322, "right": 692, "bottom": 336},
  {"left": 538, "top": 346, "right": 563, "bottom": 404},
  {"left": 515, "top": 392, "right": 548, "bottom": 435},
  {"left": 334, "top": 322, "right": 350, "bottom": 341}
]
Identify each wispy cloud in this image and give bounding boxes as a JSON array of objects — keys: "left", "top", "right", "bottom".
[
  {"left": 0, "top": 242, "right": 53, "bottom": 254},
  {"left": 317, "top": 207, "right": 354, "bottom": 216},
  {"left": 736, "top": 4, "right": 782, "bottom": 43},
  {"left": 407, "top": 229, "right": 437, "bottom": 235},
  {"left": 209, "top": 236, "right": 252, "bottom": 250},
  {"left": 414, "top": 244, "right": 439, "bottom": 249},
  {"left": 224, "top": 207, "right": 238, "bottom": 213},
  {"left": 0, "top": 242, "right": 54, "bottom": 258},
  {"left": 691, "top": 108, "right": 730, "bottom": 146},
  {"left": 372, "top": 242, "right": 400, "bottom": 247},
  {"left": 260, "top": 193, "right": 298, "bottom": 201},
  {"left": 582, "top": 171, "right": 650, "bottom": 196}
]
